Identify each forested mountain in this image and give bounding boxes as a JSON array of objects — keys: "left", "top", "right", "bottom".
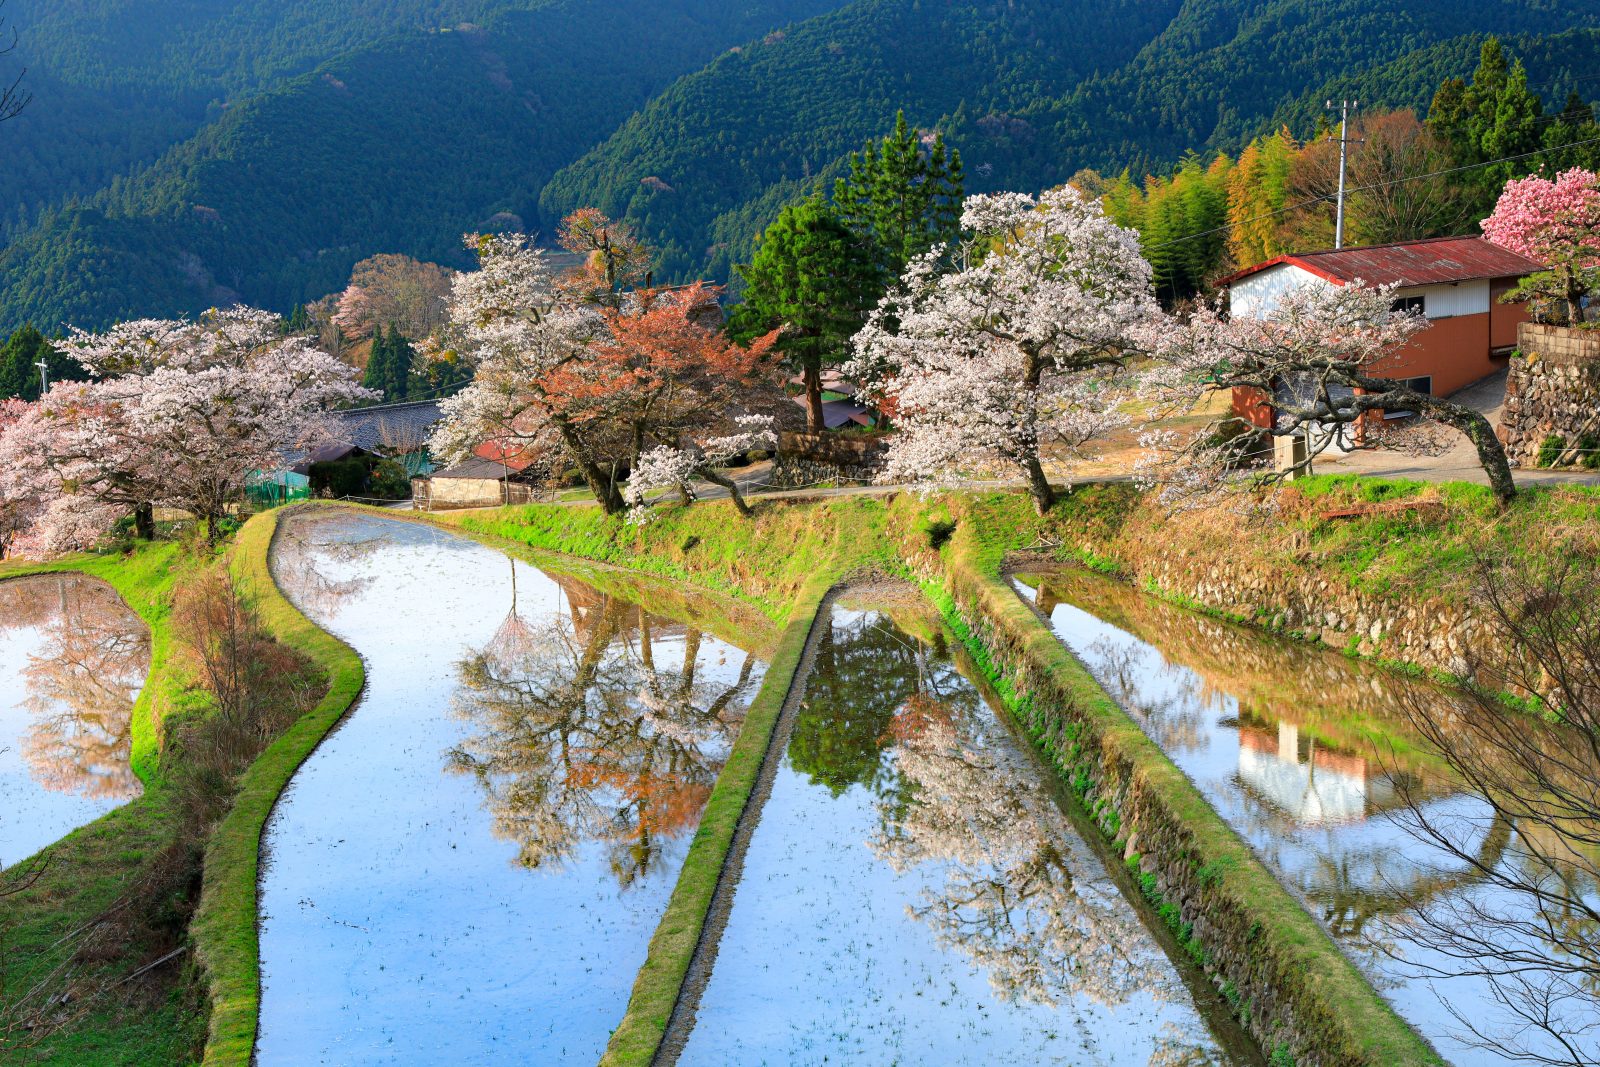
[
  {"left": 544, "top": 0, "right": 1600, "bottom": 283},
  {"left": 1275, "top": 27, "right": 1600, "bottom": 135},
  {"left": 0, "top": 0, "right": 568, "bottom": 236},
  {"left": 3, "top": 0, "right": 1598, "bottom": 334},
  {"left": 0, "top": 0, "right": 844, "bottom": 332}
]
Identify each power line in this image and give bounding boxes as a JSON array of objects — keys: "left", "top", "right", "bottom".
[{"left": 1147, "top": 133, "right": 1600, "bottom": 252}]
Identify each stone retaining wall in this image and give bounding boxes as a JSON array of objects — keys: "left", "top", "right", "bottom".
[
  {"left": 1498, "top": 322, "right": 1600, "bottom": 467},
  {"left": 769, "top": 431, "right": 889, "bottom": 488}
]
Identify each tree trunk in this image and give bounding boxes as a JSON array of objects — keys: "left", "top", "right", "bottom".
[
  {"left": 1416, "top": 395, "right": 1518, "bottom": 507},
  {"left": 701, "top": 468, "right": 752, "bottom": 517},
  {"left": 134, "top": 502, "right": 154, "bottom": 541},
  {"left": 804, "top": 360, "right": 824, "bottom": 433},
  {"left": 553, "top": 418, "right": 626, "bottom": 514},
  {"left": 1023, "top": 456, "right": 1055, "bottom": 516}
]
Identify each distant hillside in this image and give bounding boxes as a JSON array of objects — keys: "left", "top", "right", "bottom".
[
  {"left": 0, "top": 0, "right": 844, "bottom": 332},
  {"left": 0, "top": 0, "right": 563, "bottom": 237},
  {"left": 539, "top": 0, "right": 1186, "bottom": 280},
  {"left": 543, "top": 0, "right": 1600, "bottom": 283},
  {"left": 5, "top": 0, "right": 1598, "bottom": 334},
  {"left": 1273, "top": 27, "right": 1600, "bottom": 135}
]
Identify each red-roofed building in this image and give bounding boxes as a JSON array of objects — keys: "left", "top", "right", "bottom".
[{"left": 1223, "top": 235, "right": 1542, "bottom": 434}]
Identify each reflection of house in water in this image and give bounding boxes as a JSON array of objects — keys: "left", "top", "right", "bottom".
[{"left": 1236, "top": 721, "right": 1396, "bottom": 826}]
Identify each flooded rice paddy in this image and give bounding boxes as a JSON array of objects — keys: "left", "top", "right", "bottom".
[
  {"left": 258, "top": 513, "right": 766, "bottom": 1064},
  {"left": 678, "top": 600, "right": 1245, "bottom": 1066},
  {"left": 1017, "top": 568, "right": 1599, "bottom": 1066},
  {"left": 0, "top": 574, "right": 148, "bottom": 868}
]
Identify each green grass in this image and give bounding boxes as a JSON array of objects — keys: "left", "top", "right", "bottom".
[
  {"left": 0, "top": 543, "right": 212, "bottom": 1064},
  {"left": 188, "top": 509, "right": 368, "bottom": 1066},
  {"left": 447, "top": 495, "right": 893, "bottom": 623}
]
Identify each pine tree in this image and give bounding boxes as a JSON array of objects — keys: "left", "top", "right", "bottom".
[
  {"left": 732, "top": 196, "right": 882, "bottom": 432},
  {"left": 833, "top": 110, "right": 965, "bottom": 278}
]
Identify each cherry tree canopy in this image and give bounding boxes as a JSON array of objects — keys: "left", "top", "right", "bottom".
[
  {"left": 433, "top": 234, "right": 778, "bottom": 514},
  {"left": 1141, "top": 281, "right": 1518, "bottom": 505},
  {"left": 847, "top": 188, "right": 1158, "bottom": 514},
  {"left": 1482, "top": 167, "right": 1600, "bottom": 326},
  {"left": 13, "top": 308, "right": 373, "bottom": 546}
]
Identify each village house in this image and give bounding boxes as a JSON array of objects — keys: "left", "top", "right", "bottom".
[{"left": 1221, "top": 235, "right": 1542, "bottom": 445}]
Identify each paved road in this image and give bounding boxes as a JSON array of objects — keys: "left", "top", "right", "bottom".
[{"left": 1315, "top": 369, "right": 1600, "bottom": 488}]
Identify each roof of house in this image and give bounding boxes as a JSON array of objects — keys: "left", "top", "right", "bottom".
[
  {"left": 472, "top": 439, "right": 540, "bottom": 473},
  {"left": 1220, "top": 235, "right": 1543, "bottom": 289},
  {"left": 792, "top": 396, "right": 874, "bottom": 429},
  {"left": 432, "top": 456, "right": 519, "bottom": 481},
  {"left": 288, "top": 441, "right": 371, "bottom": 475},
  {"left": 331, "top": 399, "right": 444, "bottom": 453}
]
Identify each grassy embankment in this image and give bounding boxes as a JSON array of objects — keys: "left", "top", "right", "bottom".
[
  {"left": 1040, "top": 474, "right": 1600, "bottom": 651},
  {"left": 0, "top": 544, "right": 212, "bottom": 1065},
  {"left": 187, "top": 510, "right": 366, "bottom": 1065}
]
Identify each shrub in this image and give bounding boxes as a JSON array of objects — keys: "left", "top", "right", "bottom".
[
  {"left": 1579, "top": 434, "right": 1600, "bottom": 470},
  {"left": 369, "top": 459, "right": 412, "bottom": 499},
  {"left": 1537, "top": 434, "right": 1568, "bottom": 468}
]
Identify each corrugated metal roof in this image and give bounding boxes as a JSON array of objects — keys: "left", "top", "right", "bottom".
[
  {"left": 1222, "top": 236, "right": 1542, "bottom": 289},
  {"left": 331, "top": 400, "right": 444, "bottom": 453}
]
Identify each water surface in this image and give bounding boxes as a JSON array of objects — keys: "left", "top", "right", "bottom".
[
  {"left": 258, "top": 512, "right": 766, "bottom": 1064},
  {"left": 0, "top": 574, "right": 147, "bottom": 867},
  {"left": 1018, "top": 568, "right": 1598, "bottom": 1066},
  {"left": 680, "top": 602, "right": 1240, "bottom": 1066}
]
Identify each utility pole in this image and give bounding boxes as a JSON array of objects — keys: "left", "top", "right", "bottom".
[
  {"left": 34, "top": 358, "right": 46, "bottom": 396},
  {"left": 1327, "top": 99, "right": 1359, "bottom": 249}
]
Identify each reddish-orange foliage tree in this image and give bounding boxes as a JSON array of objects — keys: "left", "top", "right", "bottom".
[{"left": 557, "top": 208, "right": 654, "bottom": 307}]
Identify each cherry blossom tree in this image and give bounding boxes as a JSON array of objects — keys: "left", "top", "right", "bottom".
[
  {"left": 332, "top": 284, "right": 374, "bottom": 339},
  {"left": 847, "top": 188, "right": 1158, "bottom": 514},
  {"left": 432, "top": 235, "right": 778, "bottom": 513},
  {"left": 42, "top": 309, "right": 374, "bottom": 542},
  {"left": 624, "top": 415, "right": 777, "bottom": 518},
  {"left": 0, "top": 399, "right": 49, "bottom": 558},
  {"left": 1142, "top": 281, "right": 1518, "bottom": 505},
  {"left": 1482, "top": 167, "right": 1600, "bottom": 326}
]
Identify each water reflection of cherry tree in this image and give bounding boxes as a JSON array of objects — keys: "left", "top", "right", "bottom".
[
  {"left": 867, "top": 658, "right": 1170, "bottom": 1013},
  {"left": 267, "top": 523, "right": 380, "bottom": 618},
  {"left": 0, "top": 576, "right": 148, "bottom": 800},
  {"left": 447, "top": 590, "right": 756, "bottom": 887}
]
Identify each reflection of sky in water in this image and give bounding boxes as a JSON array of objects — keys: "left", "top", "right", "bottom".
[
  {"left": 1016, "top": 573, "right": 1591, "bottom": 1067},
  {"left": 257, "top": 513, "right": 764, "bottom": 1065},
  {"left": 0, "top": 574, "right": 148, "bottom": 869},
  {"left": 681, "top": 607, "right": 1237, "bottom": 1067}
]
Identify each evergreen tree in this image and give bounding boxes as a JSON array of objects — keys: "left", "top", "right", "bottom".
[
  {"left": 0, "top": 324, "right": 82, "bottom": 401},
  {"left": 833, "top": 111, "right": 964, "bottom": 278},
  {"left": 362, "top": 323, "right": 412, "bottom": 402},
  {"left": 1543, "top": 92, "right": 1600, "bottom": 172},
  {"left": 732, "top": 196, "right": 882, "bottom": 432},
  {"left": 287, "top": 303, "right": 311, "bottom": 333},
  {"left": 1429, "top": 38, "right": 1544, "bottom": 204}
]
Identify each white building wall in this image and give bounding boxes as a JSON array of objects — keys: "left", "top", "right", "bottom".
[
  {"left": 1229, "top": 263, "right": 1330, "bottom": 319},
  {"left": 1403, "top": 279, "right": 1490, "bottom": 319}
]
